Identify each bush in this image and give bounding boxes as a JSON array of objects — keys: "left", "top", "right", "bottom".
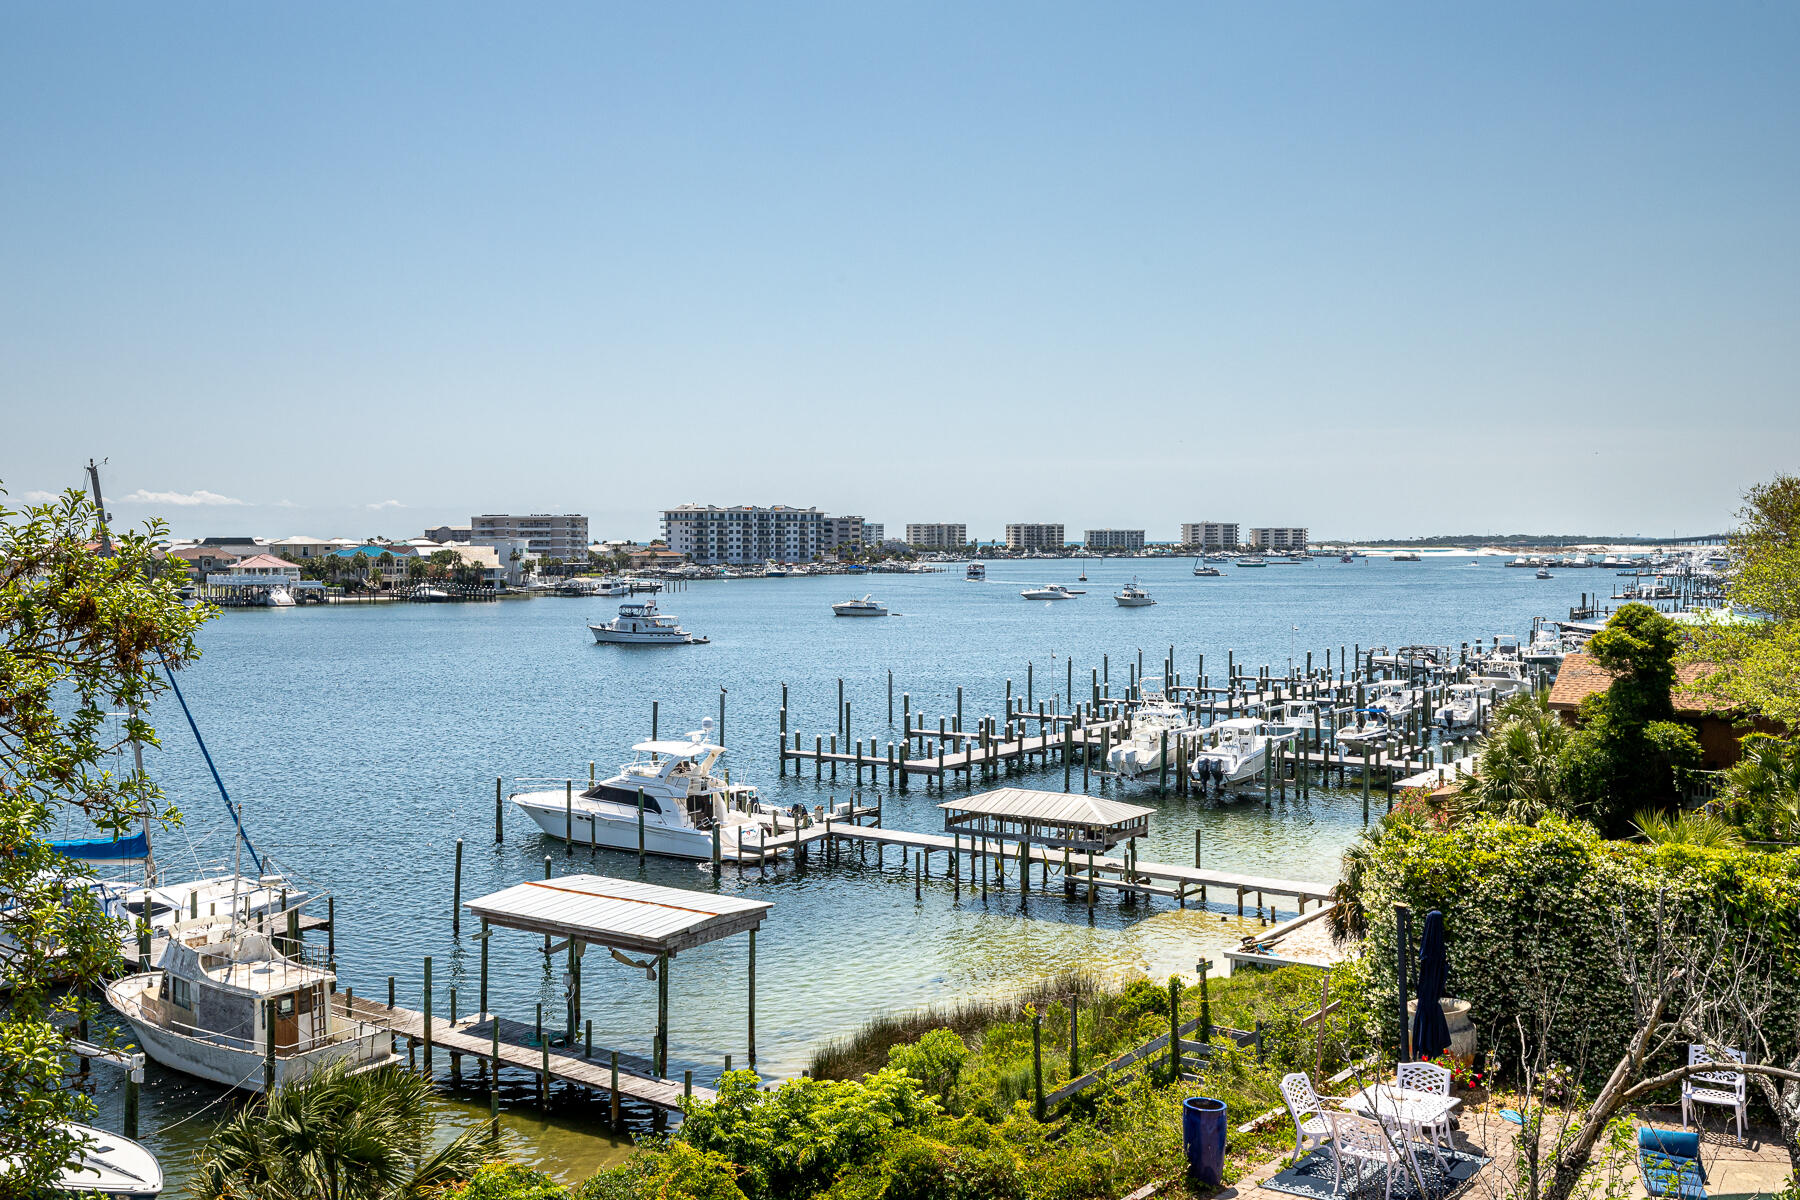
[
  {"left": 1112, "top": 979, "right": 1170, "bottom": 1023},
  {"left": 454, "top": 1164, "right": 570, "bottom": 1200},
  {"left": 887, "top": 1028, "right": 967, "bottom": 1106}
]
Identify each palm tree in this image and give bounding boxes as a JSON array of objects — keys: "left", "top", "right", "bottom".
[
  {"left": 1455, "top": 691, "right": 1573, "bottom": 825},
  {"left": 1721, "top": 733, "right": 1800, "bottom": 840},
  {"left": 1630, "top": 807, "right": 1746, "bottom": 849},
  {"left": 194, "top": 1061, "right": 494, "bottom": 1200}
]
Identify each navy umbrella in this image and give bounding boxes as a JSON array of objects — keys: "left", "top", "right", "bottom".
[{"left": 1411, "top": 909, "right": 1451, "bottom": 1060}]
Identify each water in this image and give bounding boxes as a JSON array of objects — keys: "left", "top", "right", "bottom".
[{"left": 73, "top": 553, "right": 1604, "bottom": 1183}]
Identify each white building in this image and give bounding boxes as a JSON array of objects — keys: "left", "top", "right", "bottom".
[
  {"left": 1084, "top": 529, "right": 1145, "bottom": 552},
  {"left": 1004, "top": 523, "right": 1065, "bottom": 552},
  {"left": 662, "top": 505, "right": 826, "bottom": 565},
  {"left": 267, "top": 536, "right": 336, "bottom": 560},
  {"left": 224, "top": 554, "right": 301, "bottom": 580},
  {"left": 905, "top": 523, "right": 967, "bottom": 549},
  {"left": 1249, "top": 527, "right": 1309, "bottom": 552},
  {"left": 822, "top": 515, "right": 874, "bottom": 552},
  {"left": 863, "top": 522, "right": 884, "bottom": 544},
  {"left": 1180, "top": 522, "right": 1240, "bottom": 552},
  {"left": 470, "top": 514, "right": 589, "bottom": 564}
]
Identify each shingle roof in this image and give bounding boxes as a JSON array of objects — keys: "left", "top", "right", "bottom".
[{"left": 1547, "top": 652, "right": 1729, "bottom": 715}]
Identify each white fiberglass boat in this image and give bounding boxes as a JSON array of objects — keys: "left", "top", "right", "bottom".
[
  {"left": 1107, "top": 691, "right": 1200, "bottom": 776},
  {"left": 104, "top": 925, "right": 392, "bottom": 1092},
  {"left": 1436, "top": 683, "right": 1490, "bottom": 729},
  {"left": 1536, "top": 567, "right": 1553, "bottom": 579},
  {"left": 513, "top": 722, "right": 783, "bottom": 860},
  {"left": 1235, "top": 556, "right": 1268, "bottom": 568},
  {"left": 589, "top": 600, "right": 707, "bottom": 644},
  {"left": 49, "top": 1123, "right": 164, "bottom": 1197},
  {"left": 966, "top": 562, "right": 986, "bottom": 581},
  {"left": 266, "top": 585, "right": 296, "bottom": 608},
  {"left": 1472, "top": 659, "right": 1531, "bottom": 697},
  {"left": 1365, "top": 681, "right": 1421, "bottom": 720},
  {"left": 1188, "top": 718, "right": 1275, "bottom": 790},
  {"left": 1114, "top": 578, "right": 1155, "bottom": 607},
  {"left": 1021, "top": 584, "right": 1078, "bottom": 600},
  {"left": 1336, "top": 710, "right": 1399, "bottom": 748},
  {"left": 832, "top": 595, "right": 888, "bottom": 617}
]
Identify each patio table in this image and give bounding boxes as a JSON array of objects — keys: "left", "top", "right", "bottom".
[{"left": 1340, "top": 1083, "right": 1462, "bottom": 1173}]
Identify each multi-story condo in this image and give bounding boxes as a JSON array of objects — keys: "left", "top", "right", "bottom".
[
  {"left": 1249, "top": 527, "right": 1309, "bottom": 552},
  {"left": 1005, "top": 523, "right": 1065, "bottom": 551},
  {"left": 863, "top": 523, "right": 884, "bottom": 544},
  {"left": 471, "top": 514, "right": 589, "bottom": 563},
  {"left": 1180, "top": 522, "right": 1240, "bottom": 552},
  {"left": 662, "top": 505, "right": 825, "bottom": 565},
  {"left": 1084, "top": 529, "right": 1145, "bottom": 552},
  {"left": 905, "top": 523, "right": 967, "bottom": 549},
  {"left": 823, "top": 515, "right": 873, "bottom": 552}
]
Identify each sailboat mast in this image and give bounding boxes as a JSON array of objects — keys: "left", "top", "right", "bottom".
[
  {"left": 129, "top": 705, "right": 154, "bottom": 888},
  {"left": 85, "top": 458, "right": 113, "bottom": 557}
]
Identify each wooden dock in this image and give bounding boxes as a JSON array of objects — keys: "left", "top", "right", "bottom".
[{"left": 345, "top": 995, "right": 708, "bottom": 1113}]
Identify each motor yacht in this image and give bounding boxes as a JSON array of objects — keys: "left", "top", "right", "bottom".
[
  {"left": 589, "top": 600, "right": 708, "bottom": 644},
  {"left": 512, "top": 722, "right": 782, "bottom": 860},
  {"left": 1188, "top": 718, "right": 1276, "bottom": 791},
  {"left": 832, "top": 595, "right": 889, "bottom": 617},
  {"left": 1021, "top": 584, "right": 1078, "bottom": 600},
  {"left": 1114, "top": 578, "right": 1155, "bottom": 607},
  {"left": 1436, "top": 683, "right": 1490, "bottom": 729},
  {"left": 762, "top": 563, "right": 791, "bottom": 578},
  {"left": 266, "top": 585, "right": 296, "bottom": 608},
  {"left": 966, "top": 562, "right": 986, "bottom": 581}
]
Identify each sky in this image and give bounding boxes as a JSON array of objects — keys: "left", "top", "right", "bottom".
[{"left": 2, "top": 3, "right": 1796, "bottom": 543}]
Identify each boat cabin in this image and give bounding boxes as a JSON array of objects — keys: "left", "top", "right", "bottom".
[{"left": 149, "top": 928, "right": 335, "bottom": 1055}]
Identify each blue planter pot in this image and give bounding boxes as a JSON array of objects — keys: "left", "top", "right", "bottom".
[{"left": 1182, "top": 1095, "right": 1227, "bottom": 1185}]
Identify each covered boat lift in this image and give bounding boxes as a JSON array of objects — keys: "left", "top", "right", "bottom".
[{"left": 465, "top": 874, "right": 771, "bottom": 1079}]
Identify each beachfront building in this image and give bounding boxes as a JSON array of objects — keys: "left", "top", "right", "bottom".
[
  {"left": 1083, "top": 529, "right": 1145, "bottom": 552},
  {"left": 823, "top": 515, "right": 875, "bottom": 553},
  {"left": 863, "top": 522, "right": 884, "bottom": 543},
  {"left": 1249, "top": 527, "right": 1309, "bottom": 552},
  {"left": 471, "top": 514, "right": 589, "bottom": 564},
  {"left": 661, "top": 504, "right": 826, "bottom": 565},
  {"left": 225, "top": 554, "right": 303, "bottom": 580},
  {"left": 267, "top": 536, "right": 337, "bottom": 560},
  {"left": 1005, "top": 523, "right": 1066, "bottom": 551},
  {"left": 1179, "top": 522, "right": 1240, "bottom": 552},
  {"left": 905, "top": 523, "right": 967, "bottom": 549},
  {"left": 423, "top": 525, "right": 472, "bottom": 544}
]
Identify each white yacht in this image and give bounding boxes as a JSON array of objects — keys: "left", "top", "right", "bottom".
[
  {"left": 1436, "top": 683, "right": 1490, "bottom": 729},
  {"left": 1114, "top": 578, "right": 1155, "bottom": 607},
  {"left": 589, "top": 600, "right": 707, "bottom": 645},
  {"left": 762, "top": 563, "right": 791, "bottom": 578},
  {"left": 1021, "top": 584, "right": 1078, "bottom": 600},
  {"left": 409, "top": 586, "right": 451, "bottom": 602},
  {"left": 105, "top": 924, "right": 392, "bottom": 1092},
  {"left": 1536, "top": 566, "right": 1553, "bottom": 579},
  {"left": 49, "top": 1123, "right": 163, "bottom": 1197},
  {"left": 265, "top": 585, "right": 296, "bottom": 608},
  {"left": 1107, "top": 689, "right": 1200, "bottom": 776},
  {"left": 832, "top": 595, "right": 888, "bottom": 617},
  {"left": 1472, "top": 658, "right": 1532, "bottom": 697},
  {"left": 966, "top": 562, "right": 986, "bottom": 581},
  {"left": 1188, "top": 718, "right": 1275, "bottom": 790},
  {"left": 513, "top": 723, "right": 779, "bottom": 860}
]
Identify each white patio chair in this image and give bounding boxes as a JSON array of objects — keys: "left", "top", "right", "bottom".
[
  {"left": 1396, "top": 1059, "right": 1456, "bottom": 1158},
  {"left": 1682, "top": 1044, "right": 1747, "bottom": 1145},
  {"left": 1329, "top": 1110, "right": 1405, "bottom": 1200},
  {"left": 1279, "top": 1072, "right": 1334, "bottom": 1164}
]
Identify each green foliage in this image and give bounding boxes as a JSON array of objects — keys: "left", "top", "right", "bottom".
[
  {"left": 453, "top": 1164, "right": 571, "bottom": 1200},
  {"left": 1719, "top": 733, "right": 1800, "bottom": 842},
  {"left": 1458, "top": 691, "right": 1575, "bottom": 826},
  {"left": 887, "top": 1028, "right": 968, "bottom": 1105},
  {"left": 1111, "top": 979, "right": 1170, "bottom": 1024},
  {"left": 1344, "top": 813, "right": 1800, "bottom": 1086},
  {"left": 1685, "top": 474, "right": 1800, "bottom": 727},
  {"left": 0, "top": 483, "right": 210, "bottom": 1193},
  {"left": 193, "top": 1061, "right": 495, "bottom": 1200},
  {"left": 1629, "top": 807, "right": 1744, "bottom": 848}
]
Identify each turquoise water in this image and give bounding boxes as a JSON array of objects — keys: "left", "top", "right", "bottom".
[{"left": 75, "top": 554, "right": 1603, "bottom": 1182}]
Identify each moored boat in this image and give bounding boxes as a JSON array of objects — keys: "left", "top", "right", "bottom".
[
  {"left": 832, "top": 595, "right": 888, "bottom": 617},
  {"left": 1114, "top": 578, "right": 1155, "bottom": 607},
  {"left": 49, "top": 1122, "right": 164, "bottom": 1197},
  {"left": 1021, "top": 584, "right": 1078, "bottom": 600},
  {"left": 589, "top": 600, "right": 707, "bottom": 644}
]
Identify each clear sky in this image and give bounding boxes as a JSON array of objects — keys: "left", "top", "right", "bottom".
[{"left": 3, "top": 3, "right": 1796, "bottom": 542}]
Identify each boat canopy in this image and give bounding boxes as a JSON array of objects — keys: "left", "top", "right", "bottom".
[
  {"left": 630, "top": 738, "right": 724, "bottom": 757},
  {"left": 49, "top": 832, "right": 150, "bottom": 861}
]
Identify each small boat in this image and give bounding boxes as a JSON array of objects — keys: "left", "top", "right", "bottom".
[
  {"left": 1188, "top": 718, "right": 1275, "bottom": 791},
  {"left": 1268, "top": 554, "right": 1310, "bottom": 565},
  {"left": 1021, "top": 584, "right": 1078, "bottom": 600},
  {"left": 1078, "top": 568, "right": 1087, "bottom": 582},
  {"left": 966, "top": 562, "right": 986, "bottom": 581},
  {"left": 1114, "top": 578, "right": 1155, "bottom": 607},
  {"left": 1436, "top": 683, "right": 1490, "bottom": 729},
  {"left": 1336, "top": 711, "right": 1399, "bottom": 748},
  {"left": 1536, "top": 567, "right": 1553, "bottom": 579},
  {"left": 409, "top": 586, "right": 451, "bottom": 602},
  {"left": 49, "top": 1122, "right": 164, "bottom": 1197},
  {"left": 589, "top": 600, "right": 708, "bottom": 645},
  {"left": 1107, "top": 690, "right": 1200, "bottom": 776},
  {"left": 1192, "top": 566, "right": 1223, "bottom": 577},
  {"left": 831, "top": 595, "right": 888, "bottom": 617},
  {"left": 1340, "top": 553, "right": 1354, "bottom": 563},
  {"left": 1392, "top": 552, "right": 1422, "bottom": 562},
  {"left": 762, "top": 563, "right": 791, "bottom": 578},
  {"left": 1472, "top": 659, "right": 1532, "bottom": 697},
  {"left": 1235, "top": 556, "right": 1267, "bottom": 568},
  {"left": 265, "top": 585, "right": 296, "bottom": 608}
]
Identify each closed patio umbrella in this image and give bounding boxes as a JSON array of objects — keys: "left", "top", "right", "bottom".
[{"left": 1412, "top": 909, "right": 1451, "bottom": 1060}]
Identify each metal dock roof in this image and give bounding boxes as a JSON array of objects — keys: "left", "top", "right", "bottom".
[
  {"left": 938, "top": 787, "right": 1154, "bottom": 829},
  {"left": 464, "top": 875, "right": 771, "bottom": 956}
]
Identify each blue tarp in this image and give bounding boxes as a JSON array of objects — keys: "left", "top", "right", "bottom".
[{"left": 48, "top": 832, "right": 150, "bottom": 861}]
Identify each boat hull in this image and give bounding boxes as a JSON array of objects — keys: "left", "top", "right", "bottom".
[
  {"left": 589, "top": 628, "right": 703, "bottom": 645},
  {"left": 516, "top": 794, "right": 762, "bottom": 861},
  {"left": 1114, "top": 597, "right": 1155, "bottom": 607}
]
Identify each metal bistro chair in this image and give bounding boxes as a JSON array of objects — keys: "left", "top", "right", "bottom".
[
  {"left": 1329, "top": 1111, "right": 1406, "bottom": 1200},
  {"left": 1279, "top": 1072, "right": 1334, "bottom": 1164},
  {"left": 1682, "top": 1045, "right": 1747, "bottom": 1145},
  {"left": 1395, "top": 1059, "right": 1457, "bottom": 1160}
]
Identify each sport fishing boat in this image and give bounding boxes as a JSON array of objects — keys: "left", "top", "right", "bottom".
[
  {"left": 1435, "top": 683, "right": 1490, "bottom": 730},
  {"left": 512, "top": 721, "right": 779, "bottom": 860},
  {"left": 1021, "top": 584, "right": 1079, "bottom": 600},
  {"left": 1336, "top": 710, "right": 1399, "bottom": 748},
  {"left": 1365, "top": 680, "right": 1421, "bottom": 719},
  {"left": 1188, "top": 718, "right": 1276, "bottom": 791},
  {"left": 1472, "top": 658, "right": 1532, "bottom": 697},
  {"left": 966, "top": 562, "right": 986, "bottom": 581},
  {"left": 831, "top": 595, "right": 888, "bottom": 617},
  {"left": 1106, "top": 688, "right": 1200, "bottom": 776},
  {"left": 1536, "top": 566, "right": 1553, "bottom": 579},
  {"left": 104, "top": 924, "right": 392, "bottom": 1092},
  {"left": 48, "top": 1123, "right": 164, "bottom": 1197},
  {"left": 589, "top": 600, "right": 708, "bottom": 644},
  {"left": 1114, "top": 578, "right": 1155, "bottom": 607}
]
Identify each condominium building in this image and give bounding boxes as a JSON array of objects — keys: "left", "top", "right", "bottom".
[
  {"left": 1180, "top": 522, "right": 1240, "bottom": 552},
  {"left": 471, "top": 514, "right": 590, "bottom": 563},
  {"left": 863, "top": 523, "right": 884, "bottom": 544},
  {"left": 662, "top": 504, "right": 825, "bottom": 565},
  {"left": 1084, "top": 529, "right": 1145, "bottom": 552},
  {"left": 1004, "top": 523, "right": 1066, "bottom": 551},
  {"left": 904, "top": 523, "right": 967, "bottom": 548},
  {"left": 823, "top": 515, "right": 874, "bottom": 552},
  {"left": 1249, "top": 527, "right": 1310, "bottom": 552}
]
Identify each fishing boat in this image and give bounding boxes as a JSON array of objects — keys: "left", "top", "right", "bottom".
[
  {"left": 1340, "top": 553, "right": 1354, "bottom": 563},
  {"left": 48, "top": 1123, "right": 164, "bottom": 1197},
  {"left": 1114, "top": 578, "right": 1155, "bottom": 607},
  {"left": 1336, "top": 711, "right": 1398, "bottom": 748},
  {"left": 1192, "top": 566, "right": 1223, "bottom": 577},
  {"left": 1107, "top": 690, "right": 1200, "bottom": 776},
  {"left": 1435, "top": 683, "right": 1490, "bottom": 729},
  {"left": 831, "top": 595, "right": 888, "bottom": 617},
  {"left": 1020, "top": 584, "right": 1078, "bottom": 600},
  {"left": 1536, "top": 566, "right": 1553, "bottom": 579},
  {"left": 512, "top": 721, "right": 779, "bottom": 860},
  {"left": 589, "top": 600, "right": 708, "bottom": 644},
  {"left": 1235, "top": 556, "right": 1267, "bottom": 568},
  {"left": 966, "top": 562, "right": 986, "bottom": 581},
  {"left": 1472, "top": 658, "right": 1532, "bottom": 697},
  {"left": 1188, "top": 718, "right": 1275, "bottom": 791}
]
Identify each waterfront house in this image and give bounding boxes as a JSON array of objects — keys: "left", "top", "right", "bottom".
[
  {"left": 1547, "top": 653, "right": 1781, "bottom": 768},
  {"left": 226, "top": 554, "right": 302, "bottom": 581}
]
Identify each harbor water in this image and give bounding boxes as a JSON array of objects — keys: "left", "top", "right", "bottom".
[{"left": 74, "top": 554, "right": 1605, "bottom": 1183}]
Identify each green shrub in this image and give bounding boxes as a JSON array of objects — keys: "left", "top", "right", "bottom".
[
  {"left": 454, "top": 1164, "right": 570, "bottom": 1200},
  {"left": 1112, "top": 979, "right": 1169, "bottom": 1023},
  {"left": 887, "top": 1028, "right": 968, "bottom": 1106}
]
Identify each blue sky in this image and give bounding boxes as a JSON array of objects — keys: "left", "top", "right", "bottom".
[{"left": 3, "top": 3, "right": 1796, "bottom": 542}]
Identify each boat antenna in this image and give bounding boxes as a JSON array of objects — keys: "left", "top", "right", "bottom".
[{"left": 159, "top": 657, "right": 264, "bottom": 875}]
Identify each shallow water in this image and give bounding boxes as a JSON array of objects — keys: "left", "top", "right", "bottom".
[{"left": 70, "top": 553, "right": 1604, "bottom": 1184}]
